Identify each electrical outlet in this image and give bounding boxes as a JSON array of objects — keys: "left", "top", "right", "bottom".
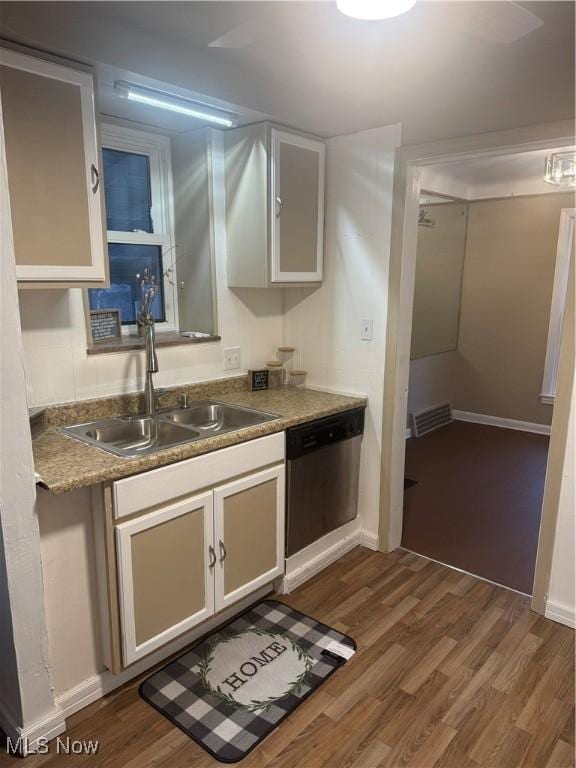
[
  {"left": 223, "top": 347, "right": 241, "bottom": 370},
  {"left": 360, "top": 319, "right": 373, "bottom": 341}
]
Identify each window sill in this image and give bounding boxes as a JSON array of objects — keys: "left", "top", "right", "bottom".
[{"left": 87, "top": 333, "right": 221, "bottom": 355}]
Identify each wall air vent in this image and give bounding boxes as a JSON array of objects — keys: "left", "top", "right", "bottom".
[{"left": 411, "top": 402, "right": 453, "bottom": 438}]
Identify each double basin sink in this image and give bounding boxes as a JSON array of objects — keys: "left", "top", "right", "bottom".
[{"left": 63, "top": 400, "right": 279, "bottom": 459}]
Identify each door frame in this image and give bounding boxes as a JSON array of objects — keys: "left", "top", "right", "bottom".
[
  {"left": 541, "top": 208, "right": 576, "bottom": 404},
  {"left": 378, "top": 119, "right": 575, "bottom": 615}
]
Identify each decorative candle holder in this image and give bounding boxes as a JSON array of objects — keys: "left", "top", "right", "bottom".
[
  {"left": 289, "top": 370, "right": 307, "bottom": 388},
  {"left": 277, "top": 346, "right": 295, "bottom": 387},
  {"left": 266, "top": 360, "right": 283, "bottom": 389}
]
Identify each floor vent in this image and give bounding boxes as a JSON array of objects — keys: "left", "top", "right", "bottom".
[{"left": 411, "top": 402, "right": 453, "bottom": 438}]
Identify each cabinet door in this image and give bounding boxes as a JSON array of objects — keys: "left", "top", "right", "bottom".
[
  {"left": 116, "top": 492, "right": 214, "bottom": 666},
  {"left": 214, "top": 465, "right": 285, "bottom": 611},
  {"left": 0, "top": 47, "right": 106, "bottom": 283},
  {"left": 270, "top": 129, "right": 324, "bottom": 283}
]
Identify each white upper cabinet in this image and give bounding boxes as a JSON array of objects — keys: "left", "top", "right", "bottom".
[
  {"left": 224, "top": 122, "right": 325, "bottom": 288},
  {"left": 0, "top": 46, "right": 107, "bottom": 285}
]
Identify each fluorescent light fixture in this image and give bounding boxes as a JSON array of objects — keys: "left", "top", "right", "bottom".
[
  {"left": 336, "top": 0, "right": 416, "bottom": 20},
  {"left": 114, "top": 81, "right": 238, "bottom": 128},
  {"left": 544, "top": 152, "right": 576, "bottom": 187}
]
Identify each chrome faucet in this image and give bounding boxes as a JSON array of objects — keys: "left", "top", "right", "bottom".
[
  {"left": 138, "top": 269, "right": 159, "bottom": 416},
  {"left": 143, "top": 319, "right": 159, "bottom": 416}
]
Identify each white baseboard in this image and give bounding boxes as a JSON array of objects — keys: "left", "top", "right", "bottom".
[
  {"left": 405, "top": 427, "right": 412, "bottom": 439},
  {"left": 540, "top": 394, "right": 555, "bottom": 406},
  {"left": 55, "top": 676, "right": 107, "bottom": 721},
  {"left": 453, "top": 410, "right": 551, "bottom": 436},
  {"left": 359, "top": 530, "right": 380, "bottom": 551},
  {"left": 545, "top": 600, "right": 576, "bottom": 628},
  {"left": 0, "top": 701, "right": 66, "bottom": 756},
  {"left": 281, "top": 521, "right": 376, "bottom": 594},
  {"left": 19, "top": 708, "right": 66, "bottom": 755},
  {"left": 55, "top": 582, "right": 273, "bottom": 723}
]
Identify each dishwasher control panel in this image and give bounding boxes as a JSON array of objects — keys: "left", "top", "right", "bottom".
[{"left": 286, "top": 408, "right": 364, "bottom": 459}]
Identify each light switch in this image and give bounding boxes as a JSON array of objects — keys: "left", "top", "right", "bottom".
[
  {"left": 224, "top": 347, "right": 241, "bottom": 370},
  {"left": 360, "top": 319, "right": 373, "bottom": 341}
]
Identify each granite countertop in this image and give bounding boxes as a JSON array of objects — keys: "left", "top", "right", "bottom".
[{"left": 33, "top": 385, "right": 366, "bottom": 494}]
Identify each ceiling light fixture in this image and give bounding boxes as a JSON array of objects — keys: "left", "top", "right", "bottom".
[
  {"left": 544, "top": 151, "right": 576, "bottom": 187},
  {"left": 336, "top": 0, "right": 416, "bottom": 20},
  {"left": 114, "top": 81, "right": 239, "bottom": 128}
]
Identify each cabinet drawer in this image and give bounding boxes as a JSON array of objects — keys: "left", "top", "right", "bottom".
[{"left": 113, "top": 432, "right": 285, "bottom": 519}]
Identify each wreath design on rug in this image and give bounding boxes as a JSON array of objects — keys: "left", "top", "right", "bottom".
[{"left": 198, "top": 627, "right": 313, "bottom": 712}]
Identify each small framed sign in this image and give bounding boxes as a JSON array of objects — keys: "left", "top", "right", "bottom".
[
  {"left": 249, "top": 369, "right": 269, "bottom": 391},
  {"left": 90, "top": 309, "right": 122, "bottom": 344}
]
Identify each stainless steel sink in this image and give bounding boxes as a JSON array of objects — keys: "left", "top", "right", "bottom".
[
  {"left": 163, "top": 401, "right": 277, "bottom": 432},
  {"left": 63, "top": 416, "right": 200, "bottom": 458},
  {"left": 62, "top": 400, "right": 279, "bottom": 458}
]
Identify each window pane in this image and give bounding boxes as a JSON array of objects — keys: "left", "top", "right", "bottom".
[
  {"left": 89, "top": 243, "right": 165, "bottom": 325},
  {"left": 103, "top": 148, "right": 153, "bottom": 233}
]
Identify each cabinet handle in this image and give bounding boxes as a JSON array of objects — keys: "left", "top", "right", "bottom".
[
  {"left": 218, "top": 539, "right": 227, "bottom": 562},
  {"left": 208, "top": 545, "right": 216, "bottom": 568},
  {"left": 275, "top": 196, "right": 283, "bottom": 218},
  {"left": 91, "top": 164, "right": 100, "bottom": 193}
]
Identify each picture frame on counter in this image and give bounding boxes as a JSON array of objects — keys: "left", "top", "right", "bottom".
[
  {"left": 249, "top": 369, "right": 270, "bottom": 391},
  {"left": 89, "top": 308, "right": 122, "bottom": 344}
]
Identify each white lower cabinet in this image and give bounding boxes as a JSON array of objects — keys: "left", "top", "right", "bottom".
[
  {"left": 214, "top": 465, "right": 285, "bottom": 611},
  {"left": 116, "top": 492, "right": 215, "bottom": 666},
  {"left": 113, "top": 453, "right": 285, "bottom": 667}
]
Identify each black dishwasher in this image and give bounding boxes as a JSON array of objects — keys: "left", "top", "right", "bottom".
[{"left": 285, "top": 408, "right": 365, "bottom": 557}]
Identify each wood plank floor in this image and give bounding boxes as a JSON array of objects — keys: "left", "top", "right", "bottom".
[
  {"left": 1, "top": 547, "right": 573, "bottom": 768},
  {"left": 403, "top": 421, "right": 549, "bottom": 593}
]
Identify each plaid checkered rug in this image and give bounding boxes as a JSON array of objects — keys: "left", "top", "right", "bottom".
[{"left": 140, "top": 600, "right": 356, "bottom": 762}]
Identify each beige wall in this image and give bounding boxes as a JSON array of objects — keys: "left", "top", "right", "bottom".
[
  {"left": 411, "top": 203, "right": 467, "bottom": 359},
  {"left": 408, "top": 192, "right": 574, "bottom": 426},
  {"left": 454, "top": 193, "right": 574, "bottom": 425}
]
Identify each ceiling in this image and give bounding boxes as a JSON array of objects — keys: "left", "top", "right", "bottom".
[{"left": 0, "top": 1, "right": 574, "bottom": 143}]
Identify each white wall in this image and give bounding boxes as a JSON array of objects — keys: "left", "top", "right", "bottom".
[
  {"left": 18, "top": 133, "right": 284, "bottom": 407},
  {"left": 284, "top": 124, "right": 401, "bottom": 538},
  {"left": 546, "top": 375, "right": 575, "bottom": 627},
  {"left": 420, "top": 166, "right": 470, "bottom": 200},
  {"left": 37, "top": 488, "right": 103, "bottom": 696},
  {"left": 0, "top": 102, "right": 60, "bottom": 744}
]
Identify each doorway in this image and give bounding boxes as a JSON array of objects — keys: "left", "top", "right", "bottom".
[{"left": 380, "top": 123, "right": 575, "bottom": 609}]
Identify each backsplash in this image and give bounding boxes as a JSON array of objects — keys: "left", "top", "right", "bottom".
[{"left": 43, "top": 375, "right": 248, "bottom": 427}]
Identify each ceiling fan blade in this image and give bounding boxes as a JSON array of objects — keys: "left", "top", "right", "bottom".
[
  {"left": 208, "top": 15, "right": 273, "bottom": 49},
  {"left": 457, "top": 2, "right": 544, "bottom": 44}
]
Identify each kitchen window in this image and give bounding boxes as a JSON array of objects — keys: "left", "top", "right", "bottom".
[{"left": 88, "top": 124, "right": 177, "bottom": 331}]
